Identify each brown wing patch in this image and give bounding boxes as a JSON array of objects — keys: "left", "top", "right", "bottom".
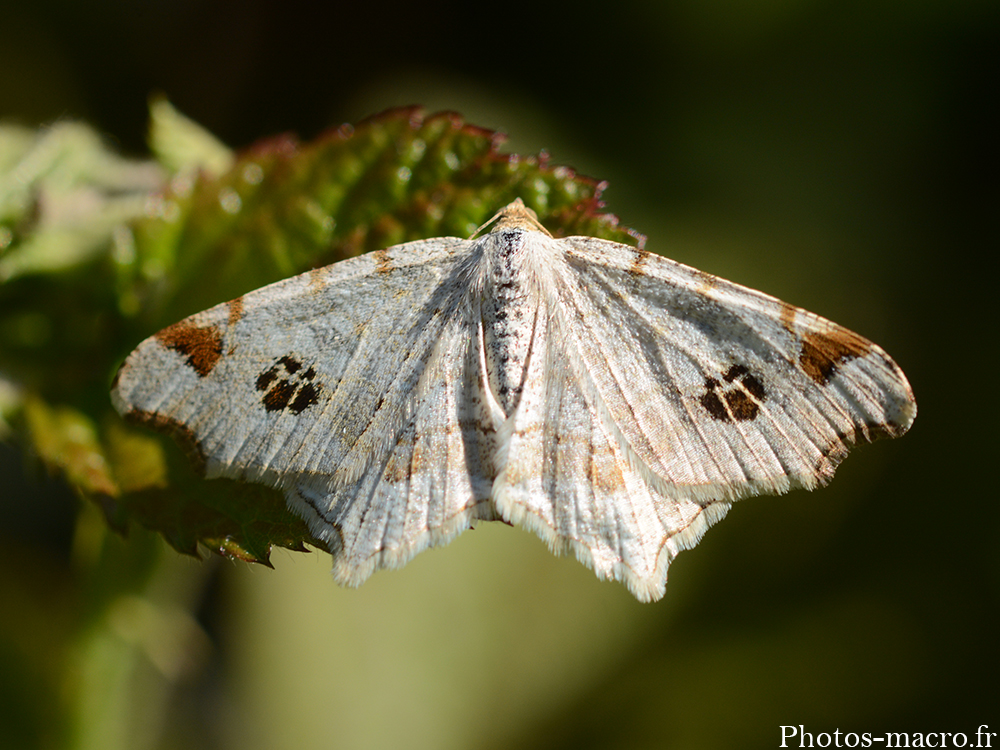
[
  {"left": 589, "top": 438, "right": 629, "bottom": 495},
  {"left": 374, "top": 249, "right": 393, "bottom": 275},
  {"left": 693, "top": 269, "right": 719, "bottom": 296},
  {"left": 227, "top": 296, "right": 245, "bottom": 326},
  {"left": 309, "top": 267, "right": 327, "bottom": 292},
  {"left": 155, "top": 322, "right": 223, "bottom": 377},
  {"left": 628, "top": 248, "right": 649, "bottom": 277},
  {"left": 799, "top": 328, "right": 872, "bottom": 385},
  {"left": 780, "top": 302, "right": 798, "bottom": 334},
  {"left": 838, "top": 420, "right": 908, "bottom": 445}
]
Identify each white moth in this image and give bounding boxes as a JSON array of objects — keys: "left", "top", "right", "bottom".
[{"left": 112, "top": 199, "right": 915, "bottom": 601}]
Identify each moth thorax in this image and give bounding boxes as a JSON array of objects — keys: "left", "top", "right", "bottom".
[{"left": 482, "top": 228, "right": 536, "bottom": 417}]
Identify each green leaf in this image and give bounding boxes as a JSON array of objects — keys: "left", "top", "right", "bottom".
[
  {"left": 0, "top": 121, "right": 163, "bottom": 282},
  {"left": 22, "top": 396, "right": 118, "bottom": 499},
  {"left": 147, "top": 95, "right": 234, "bottom": 176},
  {"left": 123, "top": 106, "right": 641, "bottom": 330}
]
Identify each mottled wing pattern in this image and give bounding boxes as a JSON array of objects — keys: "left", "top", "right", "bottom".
[
  {"left": 289, "top": 296, "right": 499, "bottom": 586},
  {"left": 495, "top": 235, "right": 915, "bottom": 601},
  {"left": 112, "top": 236, "right": 497, "bottom": 585},
  {"left": 493, "top": 288, "right": 732, "bottom": 602}
]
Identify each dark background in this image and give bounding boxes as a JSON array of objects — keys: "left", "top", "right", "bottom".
[{"left": 2, "top": 1, "right": 996, "bottom": 749}]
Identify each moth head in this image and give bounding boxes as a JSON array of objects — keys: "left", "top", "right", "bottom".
[{"left": 472, "top": 199, "right": 552, "bottom": 238}]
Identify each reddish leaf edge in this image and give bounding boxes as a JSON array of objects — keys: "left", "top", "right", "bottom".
[{"left": 234, "top": 105, "right": 646, "bottom": 247}]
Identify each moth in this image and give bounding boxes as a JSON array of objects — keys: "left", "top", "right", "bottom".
[{"left": 112, "top": 199, "right": 916, "bottom": 601}]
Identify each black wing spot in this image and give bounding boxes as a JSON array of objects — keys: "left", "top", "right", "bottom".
[
  {"left": 277, "top": 355, "right": 302, "bottom": 374},
  {"left": 256, "top": 355, "right": 323, "bottom": 414},
  {"left": 700, "top": 366, "right": 768, "bottom": 422}
]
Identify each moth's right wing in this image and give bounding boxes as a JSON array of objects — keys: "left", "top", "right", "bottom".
[
  {"left": 493, "top": 232, "right": 914, "bottom": 602},
  {"left": 112, "top": 236, "right": 498, "bottom": 585}
]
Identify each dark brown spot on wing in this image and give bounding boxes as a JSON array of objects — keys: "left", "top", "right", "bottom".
[
  {"left": 700, "top": 366, "right": 768, "bottom": 422},
  {"left": 374, "top": 249, "right": 393, "bottom": 275},
  {"left": 693, "top": 268, "right": 718, "bottom": 295},
  {"left": 800, "top": 328, "right": 872, "bottom": 384},
  {"left": 837, "top": 419, "right": 907, "bottom": 446},
  {"left": 256, "top": 354, "right": 324, "bottom": 414},
  {"left": 228, "top": 296, "right": 245, "bottom": 326},
  {"left": 123, "top": 408, "right": 207, "bottom": 474},
  {"left": 780, "top": 302, "right": 798, "bottom": 335},
  {"left": 628, "top": 248, "right": 648, "bottom": 277},
  {"left": 700, "top": 381, "right": 728, "bottom": 421},
  {"left": 256, "top": 368, "right": 279, "bottom": 392},
  {"left": 276, "top": 355, "right": 301, "bottom": 374},
  {"left": 309, "top": 267, "right": 326, "bottom": 292},
  {"left": 723, "top": 364, "right": 747, "bottom": 382},
  {"left": 862, "top": 421, "right": 904, "bottom": 441},
  {"left": 262, "top": 380, "right": 297, "bottom": 411},
  {"left": 155, "top": 321, "right": 223, "bottom": 377},
  {"left": 724, "top": 390, "right": 759, "bottom": 421},
  {"left": 288, "top": 382, "right": 320, "bottom": 414},
  {"left": 724, "top": 365, "right": 766, "bottom": 400},
  {"left": 590, "top": 441, "right": 627, "bottom": 495}
]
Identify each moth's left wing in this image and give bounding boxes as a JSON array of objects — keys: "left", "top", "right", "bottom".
[
  {"left": 495, "top": 234, "right": 914, "bottom": 601},
  {"left": 492, "top": 289, "right": 731, "bottom": 602},
  {"left": 554, "top": 236, "right": 916, "bottom": 506}
]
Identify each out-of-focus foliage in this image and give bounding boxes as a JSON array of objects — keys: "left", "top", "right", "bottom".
[{"left": 1, "top": 100, "right": 639, "bottom": 569}]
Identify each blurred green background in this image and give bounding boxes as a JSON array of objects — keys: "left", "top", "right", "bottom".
[{"left": 1, "top": 0, "right": 996, "bottom": 749}]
